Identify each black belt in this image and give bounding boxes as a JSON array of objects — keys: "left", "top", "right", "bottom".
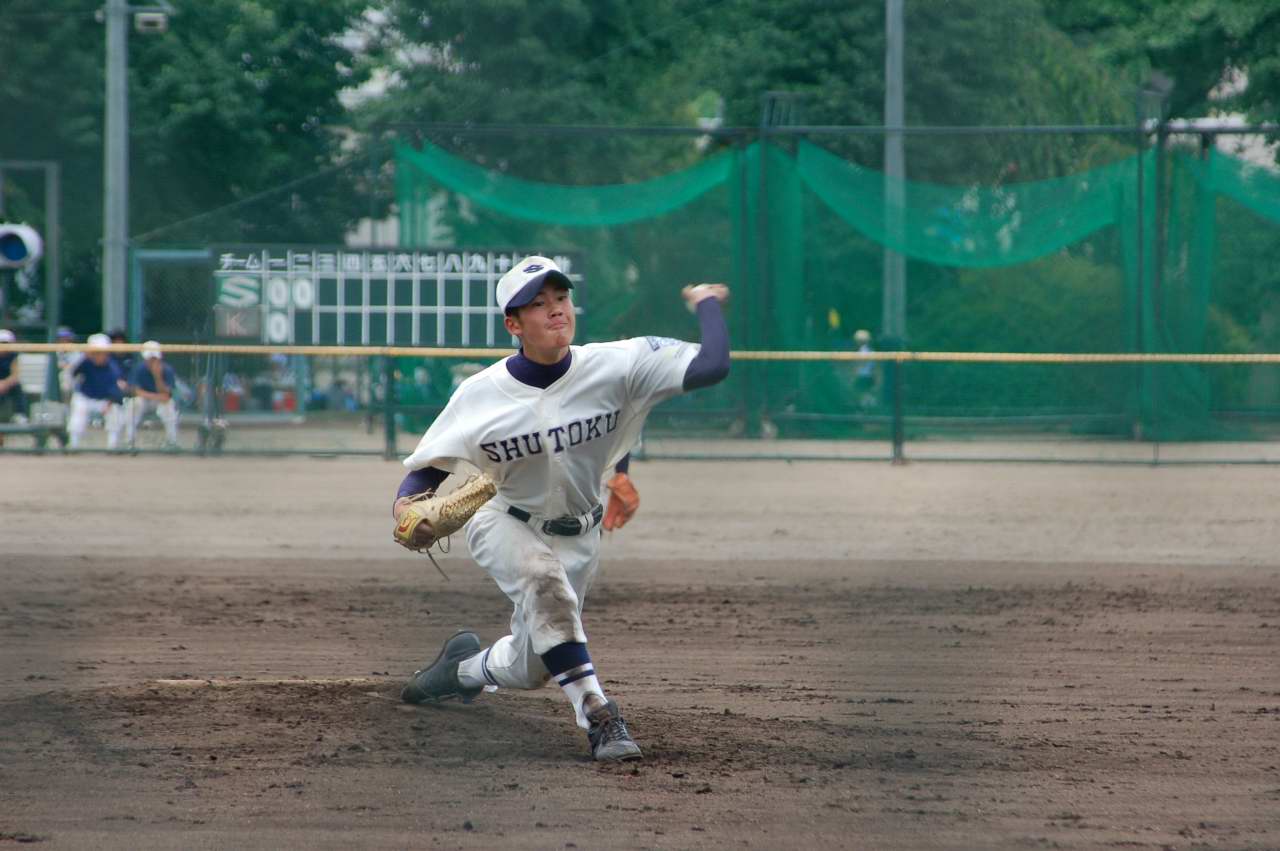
[{"left": 507, "top": 504, "right": 604, "bottom": 536}]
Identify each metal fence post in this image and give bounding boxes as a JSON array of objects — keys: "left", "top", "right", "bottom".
[
  {"left": 890, "top": 355, "right": 906, "bottom": 464},
  {"left": 382, "top": 356, "right": 398, "bottom": 461},
  {"left": 1134, "top": 124, "right": 1146, "bottom": 440}
]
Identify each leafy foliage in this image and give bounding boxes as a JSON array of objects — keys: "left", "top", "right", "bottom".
[
  {"left": 1048, "top": 0, "right": 1280, "bottom": 123},
  {"left": 0, "top": 0, "right": 370, "bottom": 331},
  {"left": 367, "top": 0, "right": 1137, "bottom": 180}
]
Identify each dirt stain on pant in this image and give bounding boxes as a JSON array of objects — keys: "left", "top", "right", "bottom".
[{"left": 522, "top": 551, "right": 582, "bottom": 649}]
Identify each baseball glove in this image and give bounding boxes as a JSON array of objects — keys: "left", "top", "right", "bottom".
[
  {"left": 393, "top": 473, "right": 497, "bottom": 551},
  {"left": 602, "top": 472, "right": 640, "bottom": 531}
]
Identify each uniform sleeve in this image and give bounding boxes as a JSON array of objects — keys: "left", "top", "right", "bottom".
[
  {"left": 623, "top": 335, "right": 701, "bottom": 412},
  {"left": 681, "top": 299, "right": 730, "bottom": 390},
  {"left": 402, "top": 391, "right": 473, "bottom": 473},
  {"left": 396, "top": 466, "right": 450, "bottom": 502},
  {"left": 108, "top": 362, "right": 126, "bottom": 402}
]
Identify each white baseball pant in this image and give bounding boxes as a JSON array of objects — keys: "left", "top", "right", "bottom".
[
  {"left": 67, "top": 393, "right": 125, "bottom": 449},
  {"left": 126, "top": 396, "right": 180, "bottom": 444},
  {"left": 462, "top": 506, "right": 601, "bottom": 692}
]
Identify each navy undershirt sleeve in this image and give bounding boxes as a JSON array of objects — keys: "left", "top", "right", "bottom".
[
  {"left": 396, "top": 465, "right": 450, "bottom": 505},
  {"left": 614, "top": 453, "right": 630, "bottom": 475},
  {"left": 681, "top": 298, "right": 730, "bottom": 391}
]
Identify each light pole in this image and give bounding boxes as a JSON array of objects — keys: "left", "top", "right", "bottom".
[
  {"left": 103, "top": 0, "right": 128, "bottom": 333},
  {"left": 101, "top": 0, "right": 172, "bottom": 333},
  {"left": 882, "top": 0, "right": 906, "bottom": 345}
]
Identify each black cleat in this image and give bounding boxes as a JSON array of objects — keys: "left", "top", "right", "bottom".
[
  {"left": 401, "top": 630, "right": 484, "bottom": 705},
  {"left": 587, "top": 699, "right": 643, "bottom": 762}
]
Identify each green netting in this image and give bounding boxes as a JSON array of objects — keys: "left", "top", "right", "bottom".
[
  {"left": 729, "top": 141, "right": 1149, "bottom": 435},
  {"left": 795, "top": 140, "right": 1139, "bottom": 268},
  {"left": 393, "top": 134, "right": 1280, "bottom": 442},
  {"left": 396, "top": 141, "right": 736, "bottom": 228},
  {"left": 1185, "top": 148, "right": 1280, "bottom": 223},
  {"left": 395, "top": 135, "right": 752, "bottom": 432},
  {"left": 1152, "top": 149, "right": 1280, "bottom": 440}
]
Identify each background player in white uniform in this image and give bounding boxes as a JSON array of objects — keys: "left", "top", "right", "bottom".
[
  {"left": 125, "top": 341, "right": 181, "bottom": 448},
  {"left": 66, "top": 333, "right": 127, "bottom": 450},
  {"left": 394, "top": 256, "right": 730, "bottom": 762}
]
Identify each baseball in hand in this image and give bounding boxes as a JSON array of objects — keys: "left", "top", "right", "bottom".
[{"left": 682, "top": 283, "right": 730, "bottom": 313}]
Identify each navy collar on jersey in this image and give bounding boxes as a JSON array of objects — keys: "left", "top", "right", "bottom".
[{"left": 506, "top": 348, "right": 572, "bottom": 389}]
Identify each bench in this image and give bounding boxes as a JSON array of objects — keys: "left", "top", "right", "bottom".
[
  {"left": 1, "top": 354, "right": 68, "bottom": 452},
  {"left": 0, "top": 419, "right": 68, "bottom": 452},
  {"left": 17, "top": 352, "right": 57, "bottom": 399}
]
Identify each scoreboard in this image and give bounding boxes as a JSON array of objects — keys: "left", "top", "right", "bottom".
[{"left": 212, "top": 247, "right": 582, "bottom": 346}]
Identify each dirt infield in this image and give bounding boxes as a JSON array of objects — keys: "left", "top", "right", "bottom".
[{"left": 2, "top": 456, "right": 1279, "bottom": 849}]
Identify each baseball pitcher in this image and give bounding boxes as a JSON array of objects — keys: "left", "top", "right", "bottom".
[{"left": 393, "top": 255, "right": 730, "bottom": 761}]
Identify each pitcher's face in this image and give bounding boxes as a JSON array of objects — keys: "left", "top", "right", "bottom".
[{"left": 505, "top": 284, "right": 575, "bottom": 361}]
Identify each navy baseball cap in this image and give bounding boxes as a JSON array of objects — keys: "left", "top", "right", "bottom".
[{"left": 496, "top": 256, "right": 572, "bottom": 312}]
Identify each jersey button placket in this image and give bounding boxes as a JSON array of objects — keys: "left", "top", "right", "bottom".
[
  {"left": 542, "top": 404, "right": 567, "bottom": 512},
  {"left": 553, "top": 449, "right": 566, "bottom": 504}
]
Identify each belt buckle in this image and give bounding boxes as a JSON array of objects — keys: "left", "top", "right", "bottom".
[{"left": 543, "top": 516, "right": 581, "bottom": 536}]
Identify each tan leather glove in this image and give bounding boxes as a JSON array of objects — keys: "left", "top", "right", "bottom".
[{"left": 393, "top": 474, "right": 497, "bottom": 551}]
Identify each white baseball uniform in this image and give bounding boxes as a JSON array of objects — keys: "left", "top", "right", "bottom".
[{"left": 403, "top": 335, "right": 700, "bottom": 719}]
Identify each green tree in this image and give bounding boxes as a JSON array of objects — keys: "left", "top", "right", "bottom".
[
  {"left": 1047, "top": 0, "right": 1280, "bottom": 123},
  {"left": 362, "top": 0, "right": 715, "bottom": 184},
  {"left": 671, "top": 0, "right": 1134, "bottom": 180},
  {"left": 0, "top": 0, "right": 370, "bottom": 333},
  {"left": 0, "top": 4, "right": 110, "bottom": 331},
  {"left": 128, "top": 0, "right": 374, "bottom": 244},
  {"left": 369, "top": 0, "right": 1136, "bottom": 179}
]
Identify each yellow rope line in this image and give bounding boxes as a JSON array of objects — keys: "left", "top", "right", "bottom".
[
  {"left": 4, "top": 343, "right": 1280, "bottom": 364},
  {"left": 0, "top": 343, "right": 512, "bottom": 358},
  {"left": 731, "top": 351, "right": 1280, "bottom": 364}
]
